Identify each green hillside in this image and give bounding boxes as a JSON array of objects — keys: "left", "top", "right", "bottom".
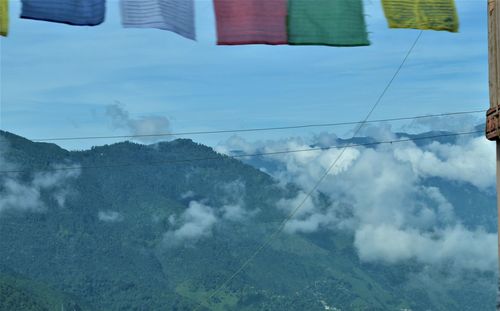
[
  {"left": 0, "top": 271, "right": 88, "bottom": 311},
  {"left": 0, "top": 130, "right": 495, "bottom": 310}
]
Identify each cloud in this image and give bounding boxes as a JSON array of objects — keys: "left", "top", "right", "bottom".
[
  {"left": 394, "top": 136, "right": 495, "bottom": 190},
  {"left": 218, "top": 128, "right": 497, "bottom": 272},
  {"left": 0, "top": 140, "right": 80, "bottom": 215},
  {"left": 277, "top": 192, "right": 332, "bottom": 233},
  {"left": 354, "top": 224, "right": 497, "bottom": 272},
  {"left": 180, "top": 190, "right": 196, "bottom": 200},
  {"left": 0, "top": 179, "right": 45, "bottom": 214},
  {"left": 0, "top": 168, "right": 80, "bottom": 215},
  {"left": 98, "top": 210, "right": 124, "bottom": 222},
  {"left": 105, "top": 103, "right": 171, "bottom": 143},
  {"left": 163, "top": 182, "right": 256, "bottom": 246},
  {"left": 163, "top": 201, "right": 218, "bottom": 246},
  {"left": 221, "top": 203, "right": 254, "bottom": 222},
  {"left": 217, "top": 180, "right": 259, "bottom": 221}
]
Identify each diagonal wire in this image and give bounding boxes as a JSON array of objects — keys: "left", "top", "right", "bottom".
[{"left": 193, "top": 30, "right": 424, "bottom": 310}]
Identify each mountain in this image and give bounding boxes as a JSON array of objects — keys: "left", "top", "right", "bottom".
[{"left": 0, "top": 130, "right": 496, "bottom": 310}]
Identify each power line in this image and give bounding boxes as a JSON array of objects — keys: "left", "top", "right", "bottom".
[
  {"left": 30, "top": 109, "right": 486, "bottom": 142},
  {"left": 193, "top": 31, "right": 425, "bottom": 310},
  {"left": 0, "top": 130, "right": 482, "bottom": 175}
]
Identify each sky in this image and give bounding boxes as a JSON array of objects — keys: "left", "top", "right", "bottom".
[{"left": 0, "top": 0, "right": 489, "bottom": 150}]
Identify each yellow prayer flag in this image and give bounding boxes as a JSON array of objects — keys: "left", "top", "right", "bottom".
[
  {"left": 382, "top": 0, "right": 459, "bottom": 32},
  {"left": 0, "top": 0, "right": 8, "bottom": 37}
]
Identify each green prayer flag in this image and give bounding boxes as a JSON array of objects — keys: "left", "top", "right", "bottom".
[
  {"left": 382, "top": 0, "right": 459, "bottom": 32},
  {"left": 287, "top": 0, "right": 370, "bottom": 46}
]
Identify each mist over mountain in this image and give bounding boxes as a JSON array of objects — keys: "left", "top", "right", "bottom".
[{"left": 0, "top": 128, "right": 496, "bottom": 310}]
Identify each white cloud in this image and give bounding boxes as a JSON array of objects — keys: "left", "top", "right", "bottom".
[
  {"left": 105, "top": 103, "right": 171, "bottom": 143},
  {"left": 98, "top": 210, "right": 124, "bottom": 222},
  {"left": 163, "top": 181, "right": 257, "bottom": 246},
  {"left": 0, "top": 168, "right": 80, "bottom": 215},
  {"left": 278, "top": 191, "right": 338, "bottom": 233},
  {"left": 219, "top": 129, "right": 497, "bottom": 272},
  {"left": 221, "top": 203, "right": 254, "bottom": 222},
  {"left": 163, "top": 201, "right": 217, "bottom": 246},
  {"left": 0, "top": 141, "right": 80, "bottom": 216},
  {"left": 394, "top": 137, "right": 495, "bottom": 190},
  {"left": 0, "top": 179, "right": 45, "bottom": 214},
  {"left": 217, "top": 180, "right": 257, "bottom": 221},
  {"left": 355, "top": 224, "right": 497, "bottom": 272}
]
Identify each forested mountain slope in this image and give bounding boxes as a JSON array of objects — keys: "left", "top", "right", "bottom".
[
  {"left": 0, "top": 130, "right": 495, "bottom": 310},
  {"left": 0, "top": 266, "right": 89, "bottom": 311}
]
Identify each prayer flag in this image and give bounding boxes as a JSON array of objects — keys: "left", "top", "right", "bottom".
[
  {"left": 288, "top": 0, "right": 370, "bottom": 46},
  {"left": 120, "top": 0, "right": 196, "bottom": 40},
  {"left": 20, "top": 0, "right": 105, "bottom": 26},
  {"left": 213, "top": 0, "right": 288, "bottom": 45},
  {"left": 213, "top": 0, "right": 369, "bottom": 46},
  {"left": 381, "top": 0, "right": 459, "bottom": 32},
  {"left": 0, "top": 0, "right": 8, "bottom": 37}
]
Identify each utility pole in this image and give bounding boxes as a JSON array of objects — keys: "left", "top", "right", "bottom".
[{"left": 486, "top": 0, "right": 500, "bottom": 308}]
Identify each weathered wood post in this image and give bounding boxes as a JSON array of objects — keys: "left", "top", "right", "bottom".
[{"left": 486, "top": 0, "right": 500, "bottom": 308}]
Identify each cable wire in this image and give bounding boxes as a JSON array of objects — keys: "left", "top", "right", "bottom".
[{"left": 30, "top": 109, "right": 485, "bottom": 142}]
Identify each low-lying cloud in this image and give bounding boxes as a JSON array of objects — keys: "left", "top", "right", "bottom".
[
  {"left": 98, "top": 210, "right": 124, "bottom": 222},
  {"left": 355, "top": 224, "right": 497, "bottom": 272},
  {"left": 163, "top": 181, "right": 257, "bottom": 246},
  {"left": 0, "top": 138, "right": 80, "bottom": 215},
  {"left": 394, "top": 137, "right": 494, "bottom": 190},
  {"left": 218, "top": 128, "right": 497, "bottom": 272},
  {"left": 163, "top": 201, "right": 218, "bottom": 246}
]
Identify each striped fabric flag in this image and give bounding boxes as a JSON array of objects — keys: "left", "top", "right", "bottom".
[
  {"left": 120, "top": 0, "right": 196, "bottom": 40},
  {"left": 213, "top": 0, "right": 369, "bottom": 46},
  {"left": 20, "top": 0, "right": 105, "bottom": 26},
  {"left": 0, "top": 0, "right": 7, "bottom": 37},
  {"left": 213, "top": 0, "right": 287, "bottom": 45},
  {"left": 381, "top": 0, "right": 459, "bottom": 32}
]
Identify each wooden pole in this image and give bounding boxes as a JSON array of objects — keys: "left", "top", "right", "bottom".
[{"left": 488, "top": 0, "right": 500, "bottom": 309}]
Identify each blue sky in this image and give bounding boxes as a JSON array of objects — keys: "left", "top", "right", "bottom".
[{"left": 0, "top": 0, "right": 488, "bottom": 150}]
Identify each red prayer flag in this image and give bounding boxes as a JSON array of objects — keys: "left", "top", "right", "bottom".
[{"left": 213, "top": 0, "right": 288, "bottom": 45}]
